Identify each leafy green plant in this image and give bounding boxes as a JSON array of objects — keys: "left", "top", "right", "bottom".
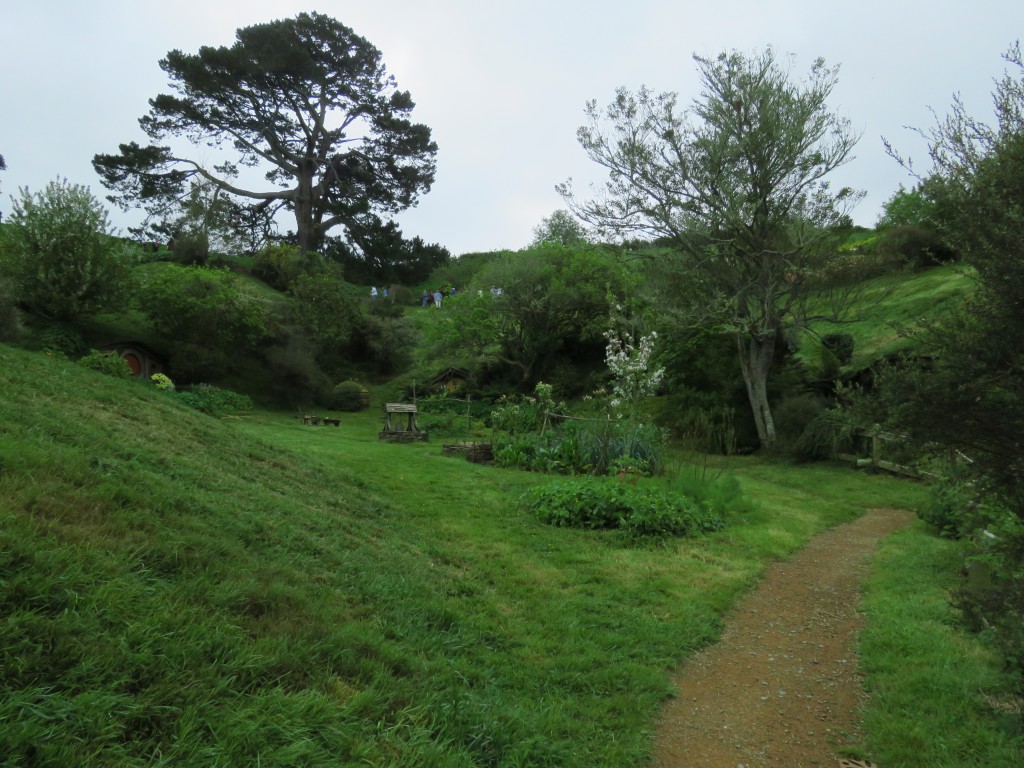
[
  {"left": 493, "top": 419, "right": 666, "bottom": 477},
  {"left": 526, "top": 477, "right": 724, "bottom": 537},
  {"left": 174, "top": 383, "right": 253, "bottom": 415},
  {"left": 821, "top": 333, "right": 855, "bottom": 365},
  {"left": 150, "top": 372, "right": 175, "bottom": 391},
  {"left": 0, "top": 178, "right": 135, "bottom": 320},
  {"left": 77, "top": 349, "right": 132, "bottom": 378},
  {"left": 37, "top": 326, "right": 85, "bottom": 357},
  {"left": 329, "top": 380, "right": 369, "bottom": 411},
  {"left": 918, "top": 468, "right": 977, "bottom": 538},
  {"left": 794, "top": 408, "right": 856, "bottom": 462}
]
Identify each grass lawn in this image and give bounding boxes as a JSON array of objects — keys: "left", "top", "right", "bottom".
[
  {"left": 1, "top": 344, "right": 1018, "bottom": 766},
  {"left": 802, "top": 263, "right": 974, "bottom": 371}
]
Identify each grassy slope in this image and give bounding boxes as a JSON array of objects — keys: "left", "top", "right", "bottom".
[
  {"left": 0, "top": 342, "right": 936, "bottom": 767},
  {"left": 801, "top": 263, "right": 974, "bottom": 371}
]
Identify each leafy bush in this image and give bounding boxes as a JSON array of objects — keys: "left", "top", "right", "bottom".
[
  {"left": 37, "top": 326, "right": 85, "bottom": 357},
  {"left": 169, "top": 230, "right": 210, "bottom": 265},
  {"left": 526, "top": 478, "right": 724, "bottom": 537},
  {"left": 150, "top": 373, "right": 175, "bottom": 391},
  {"left": 1, "top": 178, "right": 135, "bottom": 320},
  {"left": 0, "top": 279, "right": 22, "bottom": 342},
  {"left": 77, "top": 349, "right": 132, "bottom": 378},
  {"left": 174, "top": 383, "right": 253, "bottom": 415},
  {"left": 821, "top": 333, "right": 855, "bottom": 365},
  {"left": 251, "top": 243, "right": 317, "bottom": 290},
  {"left": 329, "top": 380, "right": 369, "bottom": 411},
  {"left": 949, "top": 492, "right": 1024, "bottom": 690},
  {"left": 877, "top": 224, "right": 957, "bottom": 269},
  {"left": 490, "top": 396, "right": 546, "bottom": 435},
  {"left": 141, "top": 264, "right": 265, "bottom": 381},
  {"left": 918, "top": 468, "right": 978, "bottom": 538},
  {"left": 772, "top": 394, "right": 826, "bottom": 453},
  {"left": 793, "top": 408, "right": 856, "bottom": 462}
]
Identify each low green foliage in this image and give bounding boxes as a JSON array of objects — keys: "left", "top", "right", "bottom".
[
  {"left": 329, "top": 379, "right": 369, "bottom": 411},
  {"left": 494, "top": 420, "right": 666, "bottom": 476},
  {"left": 821, "top": 332, "right": 855, "bottom": 364},
  {"left": 526, "top": 477, "right": 725, "bottom": 537},
  {"left": 666, "top": 469, "right": 759, "bottom": 518},
  {"left": 173, "top": 382, "right": 254, "bottom": 415},
  {"left": 918, "top": 468, "right": 978, "bottom": 537},
  {"left": 77, "top": 349, "right": 132, "bottom": 378}
]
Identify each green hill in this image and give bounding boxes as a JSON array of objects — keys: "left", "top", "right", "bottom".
[{"left": 801, "top": 262, "right": 974, "bottom": 373}]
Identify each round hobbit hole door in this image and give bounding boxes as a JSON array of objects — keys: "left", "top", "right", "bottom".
[{"left": 123, "top": 353, "right": 141, "bottom": 376}]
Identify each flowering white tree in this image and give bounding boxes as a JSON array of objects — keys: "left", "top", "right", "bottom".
[
  {"left": 604, "top": 317, "right": 664, "bottom": 419},
  {"left": 602, "top": 314, "right": 666, "bottom": 474}
]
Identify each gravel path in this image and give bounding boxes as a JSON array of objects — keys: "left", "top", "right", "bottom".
[{"left": 652, "top": 508, "right": 915, "bottom": 767}]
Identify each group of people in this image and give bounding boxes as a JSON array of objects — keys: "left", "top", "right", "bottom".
[
  {"left": 368, "top": 285, "right": 457, "bottom": 308},
  {"left": 420, "top": 287, "right": 455, "bottom": 308}
]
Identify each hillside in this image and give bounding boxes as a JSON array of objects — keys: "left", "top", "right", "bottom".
[{"left": 0, "top": 343, "right": 951, "bottom": 766}]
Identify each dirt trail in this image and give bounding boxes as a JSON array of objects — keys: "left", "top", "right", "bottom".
[{"left": 653, "top": 508, "right": 915, "bottom": 768}]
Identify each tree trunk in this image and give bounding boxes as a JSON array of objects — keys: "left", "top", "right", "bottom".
[
  {"left": 294, "top": 167, "right": 317, "bottom": 252},
  {"left": 737, "top": 333, "right": 777, "bottom": 449}
]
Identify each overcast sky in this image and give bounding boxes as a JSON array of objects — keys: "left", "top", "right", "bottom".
[{"left": 1, "top": 1, "right": 1021, "bottom": 255}]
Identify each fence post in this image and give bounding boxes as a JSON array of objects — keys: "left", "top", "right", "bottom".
[{"left": 872, "top": 429, "right": 880, "bottom": 467}]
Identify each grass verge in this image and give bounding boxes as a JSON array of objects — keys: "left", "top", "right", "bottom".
[{"left": 858, "top": 524, "right": 1023, "bottom": 766}]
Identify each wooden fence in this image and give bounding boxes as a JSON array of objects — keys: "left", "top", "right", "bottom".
[{"left": 836, "top": 428, "right": 968, "bottom": 479}]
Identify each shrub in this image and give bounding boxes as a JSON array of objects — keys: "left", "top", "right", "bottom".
[
  {"left": 821, "top": 333, "right": 855, "bottom": 365},
  {"left": 953, "top": 497, "right": 1024, "bottom": 689},
  {"left": 772, "top": 393, "right": 826, "bottom": 453},
  {"left": 77, "top": 349, "right": 132, "bottom": 378},
  {"left": 37, "top": 326, "right": 85, "bottom": 357},
  {"left": 1, "top": 178, "right": 135, "bottom": 319},
  {"left": 141, "top": 264, "right": 266, "bottom": 382},
  {"left": 174, "top": 383, "right": 253, "bottom": 415},
  {"left": 169, "top": 230, "right": 210, "bottom": 265},
  {"left": 793, "top": 408, "right": 856, "bottom": 462},
  {"left": 526, "top": 478, "right": 724, "bottom": 537},
  {"left": 918, "top": 468, "right": 978, "bottom": 538},
  {"left": 150, "top": 373, "right": 175, "bottom": 391},
  {"left": 329, "top": 380, "right": 369, "bottom": 411},
  {"left": 876, "top": 224, "right": 957, "bottom": 269},
  {"left": 0, "top": 280, "right": 23, "bottom": 342}
]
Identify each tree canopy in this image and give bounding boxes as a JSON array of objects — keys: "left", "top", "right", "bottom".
[
  {"left": 559, "top": 48, "right": 862, "bottom": 447},
  {"left": 426, "top": 245, "right": 631, "bottom": 391},
  {"left": 93, "top": 12, "right": 437, "bottom": 252}
]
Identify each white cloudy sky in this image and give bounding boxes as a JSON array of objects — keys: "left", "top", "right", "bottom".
[{"left": 1, "top": 1, "right": 1021, "bottom": 255}]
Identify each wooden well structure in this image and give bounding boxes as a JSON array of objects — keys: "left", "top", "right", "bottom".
[{"left": 379, "top": 402, "right": 428, "bottom": 442}]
